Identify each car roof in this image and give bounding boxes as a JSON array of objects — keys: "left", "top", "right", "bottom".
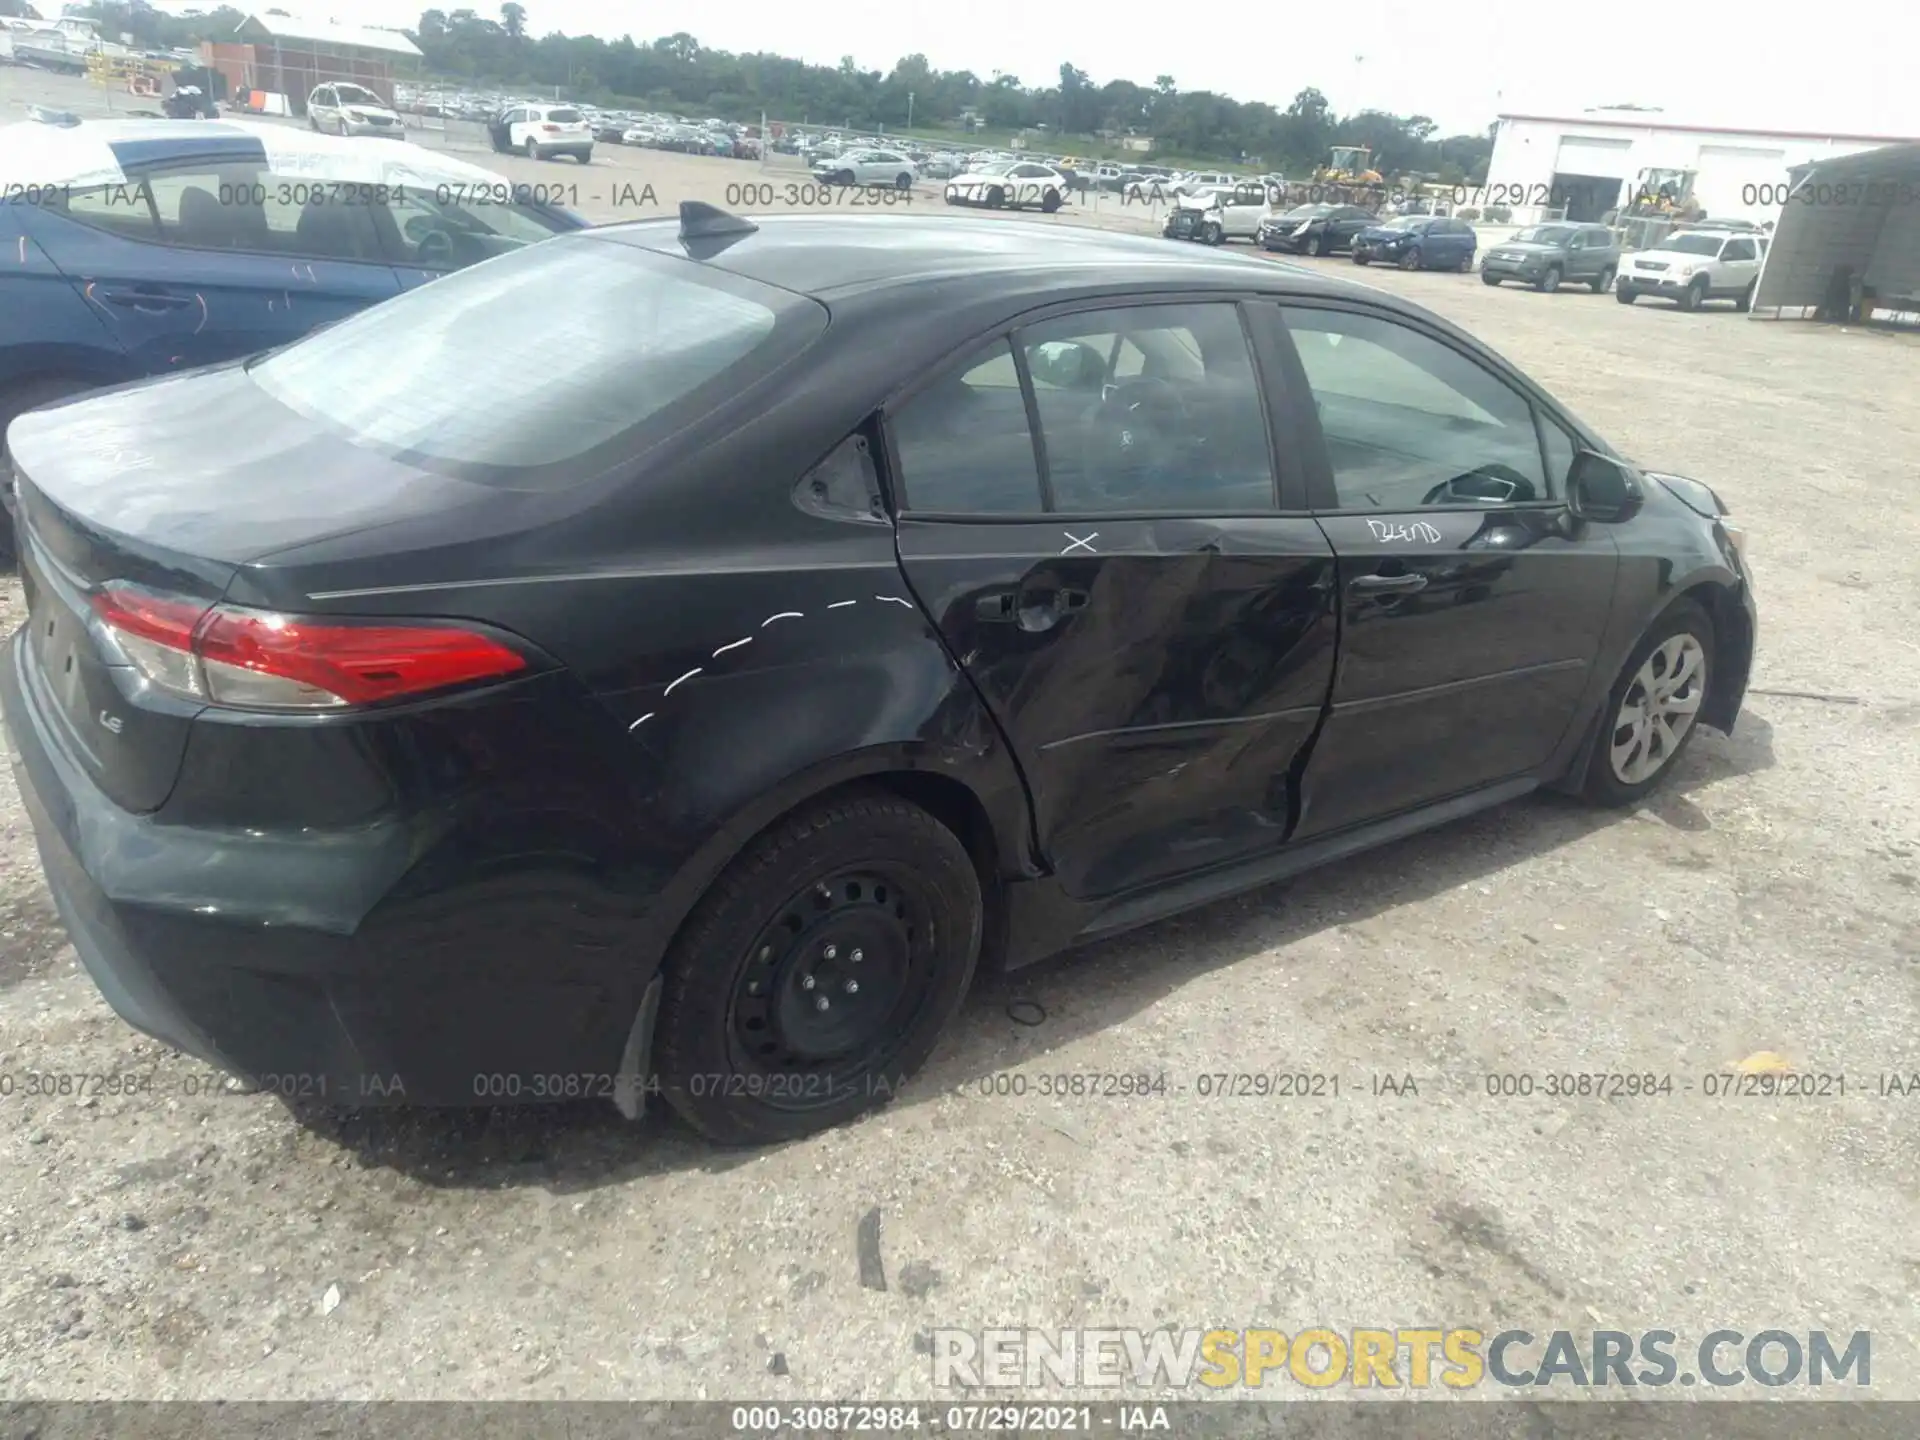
[
  {"left": 596, "top": 212, "right": 1382, "bottom": 304},
  {"left": 0, "top": 117, "right": 509, "bottom": 191}
]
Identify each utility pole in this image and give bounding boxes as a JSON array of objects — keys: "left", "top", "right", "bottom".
[{"left": 907, "top": 90, "right": 914, "bottom": 130}]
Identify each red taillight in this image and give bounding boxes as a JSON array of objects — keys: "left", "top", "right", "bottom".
[
  {"left": 542, "top": 123, "right": 560, "bottom": 132},
  {"left": 90, "top": 585, "right": 528, "bottom": 711}
]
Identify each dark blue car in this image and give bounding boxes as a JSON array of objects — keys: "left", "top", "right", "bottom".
[
  {"left": 0, "top": 117, "right": 585, "bottom": 555},
  {"left": 1350, "top": 214, "right": 1478, "bottom": 272}
]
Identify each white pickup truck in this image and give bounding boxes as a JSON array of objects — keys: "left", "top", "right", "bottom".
[{"left": 1616, "top": 229, "right": 1768, "bottom": 311}]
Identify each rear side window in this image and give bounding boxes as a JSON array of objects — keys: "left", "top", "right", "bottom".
[
  {"left": 249, "top": 236, "right": 823, "bottom": 486},
  {"left": 890, "top": 341, "right": 1044, "bottom": 513}
]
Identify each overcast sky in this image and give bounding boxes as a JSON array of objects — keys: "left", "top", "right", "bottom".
[{"left": 312, "top": 0, "right": 1917, "bottom": 137}]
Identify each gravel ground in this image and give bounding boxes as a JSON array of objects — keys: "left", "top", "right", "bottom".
[{"left": 2, "top": 67, "right": 1918, "bottom": 1406}]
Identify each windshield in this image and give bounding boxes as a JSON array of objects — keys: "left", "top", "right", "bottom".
[
  {"left": 1512, "top": 225, "right": 1574, "bottom": 245},
  {"left": 972, "top": 161, "right": 1018, "bottom": 176},
  {"left": 1285, "top": 204, "right": 1332, "bottom": 219},
  {"left": 1663, "top": 233, "right": 1726, "bottom": 256},
  {"left": 334, "top": 85, "right": 383, "bottom": 107},
  {"left": 546, "top": 107, "right": 583, "bottom": 122},
  {"left": 1381, "top": 216, "right": 1432, "bottom": 231},
  {"left": 250, "top": 237, "right": 821, "bottom": 485}
]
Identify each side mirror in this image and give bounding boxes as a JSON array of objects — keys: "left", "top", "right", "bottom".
[{"left": 1566, "top": 451, "right": 1643, "bottom": 524}]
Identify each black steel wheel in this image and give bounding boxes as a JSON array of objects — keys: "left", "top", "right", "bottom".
[{"left": 653, "top": 788, "right": 982, "bottom": 1144}]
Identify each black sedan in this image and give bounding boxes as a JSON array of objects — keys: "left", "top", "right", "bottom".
[
  {"left": 1, "top": 206, "right": 1755, "bottom": 1145},
  {"left": 1259, "top": 203, "right": 1375, "bottom": 256}
]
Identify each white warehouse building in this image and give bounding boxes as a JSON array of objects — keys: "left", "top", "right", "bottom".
[{"left": 1482, "top": 111, "right": 1919, "bottom": 225}]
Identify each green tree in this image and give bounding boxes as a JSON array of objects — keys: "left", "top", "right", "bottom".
[{"left": 499, "top": 1, "right": 524, "bottom": 41}]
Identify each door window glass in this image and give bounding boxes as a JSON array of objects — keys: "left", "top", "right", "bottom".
[
  {"left": 1018, "top": 302, "right": 1274, "bottom": 513},
  {"left": 1723, "top": 238, "right": 1756, "bottom": 261},
  {"left": 1537, "top": 413, "right": 1578, "bottom": 493},
  {"left": 889, "top": 340, "right": 1044, "bottom": 513},
  {"left": 1280, "top": 306, "right": 1551, "bottom": 510}
]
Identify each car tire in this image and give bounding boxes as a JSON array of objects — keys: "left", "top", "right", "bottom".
[
  {"left": 1458, "top": 252, "right": 1474, "bottom": 272},
  {"left": 1353, "top": 251, "right": 1371, "bottom": 266},
  {"left": 1481, "top": 272, "right": 1500, "bottom": 286},
  {"left": 1592, "top": 265, "right": 1616, "bottom": 294},
  {"left": 1616, "top": 284, "right": 1637, "bottom": 304},
  {"left": 652, "top": 787, "right": 983, "bottom": 1146},
  {"left": 0, "top": 376, "right": 95, "bottom": 568},
  {"left": 1399, "top": 245, "right": 1422, "bottom": 270},
  {"left": 1310, "top": 232, "right": 1329, "bottom": 257},
  {"left": 986, "top": 185, "right": 1006, "bottom": 208},
  {"left": 832, "top": 170, "right": 855, "bottom": 187},
  {"left": 1203, "top": 221, "right": 1224, "bottom": 245},
  {"left": 1678, "top": 277, "right": 1707, "bottom": 311},
  {"left": 524, "top": 138, "right": 541, "bottom": 161},
  {"left": 1737, "top": 280, "right": 1755, "bottom": 313},
  {"left": 895, "top": 172, "right": 912, "bottom": 190},
  {"left": 1041, "top": 188, "right": 1062, "bottom": 214},
  {"left": 1582, "top": 601, "right": 1715, "bottom": 808},
  {"left": 1537, "top": 265, "right": 1562, "bottom": 293}
]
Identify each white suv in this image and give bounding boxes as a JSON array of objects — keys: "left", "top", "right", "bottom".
[
  {"left": 1616, "top": 230, "right": 1767, "bottom": 311},
  {"left": 811, "top": 148, "right": 918, "bottom": 189},
  {"left": 488, "top": 103, "right": 594, "bottom": 163}
]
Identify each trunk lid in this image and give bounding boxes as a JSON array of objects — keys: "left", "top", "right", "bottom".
[{"left": 5, "top": 364, "right": 486, "bottom": 814}]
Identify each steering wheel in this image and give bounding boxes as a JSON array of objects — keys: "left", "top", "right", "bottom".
[
  {"left": 1079, "top": 377, "right": 1193, "bottom": 500},
  {"left": 1420, "top": 464, "right": 1538, "bottom": 506},
  {"left": 404, "top": 214, "right": 457, "bottom": 268}
]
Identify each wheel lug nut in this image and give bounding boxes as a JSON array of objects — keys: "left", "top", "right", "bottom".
[
  {"left": 747, "top": 981, "right": 762, "bottom": 995},
  {"left": 823, "top": 944, "right": 838, "bottom": 960},
  {"left": 845, "top": 980, "right": 859, "bottom": 995},
  {"left": 815, "top": 996, "right": 831, "bottom": 1012},
  {"left": 850, "top": 948, "right": 863, "bottom": 963},
  {"left": 801, "top": 974, "right": 816, "bottom": 990}
]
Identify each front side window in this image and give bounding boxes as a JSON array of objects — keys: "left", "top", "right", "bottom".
[
  {"left": 1723, "top": 238, "right": 1757, "bottom": 261},
  {"left": 250, "top": 235, "right": 816, "bottom": 485},
  {"left": 1017, "top": 302, "right": 1273, "bottom": 514},
  {"left": 1279, "top": 306, "right": 1551, "bottom": 510}
]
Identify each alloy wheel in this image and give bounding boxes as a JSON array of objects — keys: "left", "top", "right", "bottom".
[{"left": 1609, "top": 633, "right": 1706, "bottom": 784}]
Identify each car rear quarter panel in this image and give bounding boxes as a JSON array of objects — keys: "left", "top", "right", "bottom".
[{"left": 226, "top": 340, "right": 1041, "bottom": 1006}]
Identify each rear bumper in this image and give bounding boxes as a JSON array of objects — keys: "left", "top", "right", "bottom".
[{"left": 0, "top": 628, "right": 645, "bottom": 1108}]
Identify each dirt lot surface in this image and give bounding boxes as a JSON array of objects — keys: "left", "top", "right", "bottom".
[{"left": 2, "top": 69, "right": 1918, "bottom": 1404}]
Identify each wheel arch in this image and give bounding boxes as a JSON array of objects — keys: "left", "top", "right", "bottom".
[
  {"left": 640, "top": 740, "right": 1034, "bottom": 984},
  {"left": 1548, "top": 569, "right": 1751, "bottom": 793},
  {"left": 614, "top": 749, "right": 1031, "bottom": 1117}
]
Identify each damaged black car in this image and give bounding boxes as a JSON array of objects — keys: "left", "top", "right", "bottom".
[{"left": 1, "top": 205, "right": 1755, "bottom": 1145}]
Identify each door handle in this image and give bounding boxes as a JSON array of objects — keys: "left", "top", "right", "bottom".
[
  {"left": 1349, "top": 573, "right": 1428, "bottom": 596},
  {"left": 98, "top": 288, "right": 194, "bottom": 311}
]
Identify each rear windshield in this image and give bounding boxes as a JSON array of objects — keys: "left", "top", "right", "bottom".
[
  {"left": 546, "top": 108, "right": 583, "bottom": 122},
  {"left": 249, "top": 235, "right": 822, "bottom": 487}
]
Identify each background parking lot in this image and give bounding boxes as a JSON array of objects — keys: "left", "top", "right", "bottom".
[{"left": 1, "top": 68, "right": 1917, "bottom": 1403}]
